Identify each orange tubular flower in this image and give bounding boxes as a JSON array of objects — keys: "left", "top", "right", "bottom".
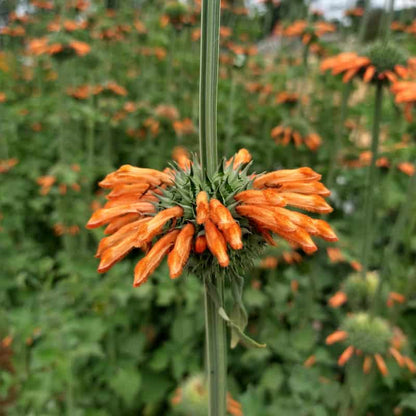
[
  {"left": 87, "top": 149, "right": 336, "bottom": 286},
  {"left": 327, "top": 313, "right": 415, "bottom": 377},
  {"left": 328, "top": 291, "right": 348, "bottom": 308},
  {"left": 196, "top": 191, "right": 210, "bottom": 224},
  {"left": 271, "top": 125, "right": 322, "bottom": 151},
  {"left": 321, "top": 42, "right": 409, "bottom": 85},
  {"left": 236, "top": 167, "right": 336, "bottom": 253},
  {"left": 168, "top": 223, "right": 195, "bottom": 279},
  {"left": 326, "top": 330, "right": 348, "bottom": 345},
  {"left": 172, "top": 146, "right": 192, "bottom": 170},
  {"left": 209, "top": 199, "right": 242, "bottom": 250},
  {"left": 338, "top": 346, "right": 355, "bottom": 366},
  {"left": 134, "top": 229, "right": 180, "bottom": 287},
  {"left": 284, "top": 20, "right": 335, "bottom": 45},
  {"left": 225, "top": 148, "right": 252, "bottom": 169},
  {"left": 194, "top": 234, "right": 207, "bottom": 254},
  {"left": 391, "top": 81, "right": 416, "bottom": 121},
  {"left": 204, "top": 219, "right": 230, "bottom": 267}
]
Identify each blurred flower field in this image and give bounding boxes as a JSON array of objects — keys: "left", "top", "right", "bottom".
[{"left": 1, "top": 0, "right": 416, "bottom": 415}]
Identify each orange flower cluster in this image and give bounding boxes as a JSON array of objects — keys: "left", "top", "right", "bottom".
[
  {"left": 139, "top": 46, "right": 167, "bottom": 61},
  {"left": 67, "top": 81, "right": 127, "bottom": 99},
  {"left": 87, "top": 149, "right": 337, "bottom": 286},
  {"left": 391, "top": 81, "right": 416, "bottom": 121},
  {"left": 236, "top": 168, "right": 337, "bottom": 253},
  {"left": 391, "top": 20, "right": 416, "bottom": 34},
  {"left": 284, "top": 20, "right": 336, "bottom": 45},
  {"left": 0, "top": 25, "right": 26, "bottom": 37},
  {"left": 259, "top": 250, "right": 302, "bottom": 269},
  {"left": 275, "top": 91, "right": 307, "bottom": 105},
  {"left": 344, "top": 7, "right": 364, "bottom": 17},
  {"left": 27, "top": 37, "right": 90, "bottom": 56},
  {"left": 326, "top": 328, "right": 415, "bottom": 376},
  {"left": 271, "top": 125, "right": 322, "bottom": 151},
  {"left": 321, "top": 52, "right": 408, "bottom": 83},
  {"left": 0, "top": 158, "right": 18, "bottom": 174},
  {"left": 173, "top": 118, "right": 195, "bottom": 136},
  {"left": 30, "top": 0, "right": 54, "bottom": 10},
  {"left": 47, "top": 18, "right": 88, "bottom": 33},
  {"left": 343, "top": 151, "right": 415, "bottom": 176}
]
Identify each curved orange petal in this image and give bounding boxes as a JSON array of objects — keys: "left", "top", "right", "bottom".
[
  {"left": 363, "top": 355, "right": 372, "bottom": 374},
  {"left": 167, "top": 223, "right": 195, "bottom": 279},
  {"left": 326, "top": 330, "right": 348, "bottom": 345},
  {"left": 374, "top": 354, "right": 388, "bottom": 376},
  {"left": 196, "top": 191, "right": 210, "bottom": 224},
  {"left": 86, "top": 202, "right": 155, "bottom": 229},
  {"left": 133, "top": 229, "right": 180, "bottom": 287},
  {"left": 338, "top": 346, "right": 355, "bottom": 366},
  {"left": 253, "top": 167, "right": 321, "bottom": 189},
  {"left": 195, "top": 234, "right": 207, "bottom": 253},
  {"left": 204, "top": 219, "right": 229, "bottom": 267}
]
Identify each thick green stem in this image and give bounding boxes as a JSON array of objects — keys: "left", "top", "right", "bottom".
[
  {"left": 361, "top": 82, "right": 383, "bottom": 277},
  {"left": 199, "top": 0, "right": 220, "bottom": 176},
  {"left": 199, "top": 1, "right": 227, "bottom": 415},
  {"left": 204, "top": 277, "right": 227, "bottom": 416},
  {"left": 359, "top": 0, "right": 371, "bottom": 43}
]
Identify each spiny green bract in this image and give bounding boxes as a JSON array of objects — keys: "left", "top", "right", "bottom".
[
  {"left": 156, "top": 157, "right": 267, "bottom": 279},
  {"left": 342, "top": 313, "right": 392, "bottom": 355},
  {"left": 344, "top": 272, "right": 379, "bottom": 306},
  {"left": 365, "top": 41, "right": 408, "bottom": 73}
]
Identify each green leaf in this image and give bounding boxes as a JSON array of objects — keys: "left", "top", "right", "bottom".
[
  {"left": 218, "top": 307, "right": 266, "bottom": 349},
  {"left": 109, "top": 368, "right": 141, "bottom": 406},
  {"left": 399, "top": 393, "right": 416, "bottom": 411}
]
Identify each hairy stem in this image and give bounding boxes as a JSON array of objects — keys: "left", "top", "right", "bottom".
[
  {"left": 199, "top": 1, "right": 227, "bottom": 415},
  {"left": 204, "top": 277, "right": 227, "bottom": 416},
  {"left": 361, "top": 82, "right": 383, "bottom": 277},
  {"left": 328, "top": 82, "right": 351, "bottom": 188},
  {"left": 199, "top": 0, "right": 220, "bottom": 176}
]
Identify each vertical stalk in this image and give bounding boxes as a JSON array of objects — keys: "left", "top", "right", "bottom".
[
  {"left": 199, "top": 0, "right": 220, "bottom": 176},
  {"left": 199, "top": 0, "right": 226, "bottom": 415},
  {"left": 328, "top": 82, "right": 351, "bottom": 188},
  {"left": 361, "top": 82, "right": 383, "bottom": 277},
  {"left": 204, "top": 276, "right": 227, "bottom": 416},
  {"left": 384, "top": 0, "right": 395, "bottom": 39},
  {"left": 359, "top": 0, "right": 371, "bottom": 43}
]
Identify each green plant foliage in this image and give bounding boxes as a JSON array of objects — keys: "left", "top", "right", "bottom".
[{"left": 0, "top": 0, "right": 415, "bottom": 415}]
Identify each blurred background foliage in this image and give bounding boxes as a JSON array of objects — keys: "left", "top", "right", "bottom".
[{"left": 0, "top": 0, "right": 415, "bottom": 415}]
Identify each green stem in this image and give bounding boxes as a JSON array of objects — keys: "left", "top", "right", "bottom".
[
  {"left": 381, "top": 172, "right": 416, "bottom": 277},
  {"left": 199, "top": 1, "right": 226, "bottom": 415},
  {"left": 328, "top": 82, "right": 351, "bottom": 188},
  {"left": 384, "top": 0, "right": 395, "bottom": 39},
  {"left": 359, "top": 0, "right": 371, "bottom": 43},
  {"left": 199, "top": 0, "right": 220, "bottom": 176},
  {"left": 204, "top": 277, "right": 227, "bottom": 416},
  {"left": 361, "top": 82, "right": 383, "bottom": 277}
]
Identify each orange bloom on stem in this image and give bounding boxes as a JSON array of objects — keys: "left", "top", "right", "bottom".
[
  {"left": 87, "top": 149, "right": 336, "bottom": 286},
  {"left": 321, "top": 47, "right": 409, "bottom": 84},
  {"left": 204, "top": 219, "right": 230, "bottom": 267},
  {"left": 363, "top": 355, "right": 372, "bottom": 374},
  {"left": 168, "top": 223, "right": 195, "bottom": 279},
  {"left": 225, "top": 148, "right": 252, "bottom": 169},
  {"left": 172, "top": 146, "right": 192, "bottom": 171},
  {"left": 328, "top": 291, "right": 348, "bottom": 308},
  {"left": 326, "top": 330, "right": 348, "bottom": 345},
  {"left": 134, "top": 229, "right": 180, "bottom": 287},
  {"left": 374, "top": 354, "right": 388, "bottom": 376},
  {"left": 338, "top": 346, "right": 355, "bottom": 366},
  {"left": 196, "top": 191, "right": 210, "bottom": 224},
  {"left": 194, "top": 234, "right": 207, "bottom": 254}
]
